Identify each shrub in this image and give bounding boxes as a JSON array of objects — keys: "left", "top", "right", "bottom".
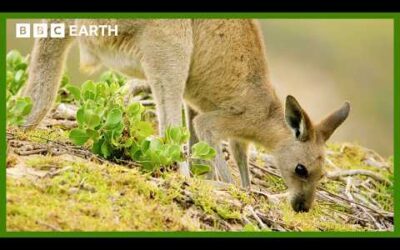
[
  {"left": 69, "top": 76, "right": 215, "bottom": 175},
  {"left": 6, "top": 50, "right": 32, "bottom": 126}
]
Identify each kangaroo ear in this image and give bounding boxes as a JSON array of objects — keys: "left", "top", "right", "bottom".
[
  {"left": 316, "top": 101, "right": 350, "bottom": 142},
  {"left": 285, "top": 95, "right": 313, "bottom": 142}
]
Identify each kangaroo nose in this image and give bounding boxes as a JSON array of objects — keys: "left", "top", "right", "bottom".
[{"left": 291, "top": 197, "right": 309, "bottom": 213}]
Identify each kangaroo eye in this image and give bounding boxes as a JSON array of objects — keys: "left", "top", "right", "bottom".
[{"left": 295, "top": 164, "right": 308, "bottom": 178}]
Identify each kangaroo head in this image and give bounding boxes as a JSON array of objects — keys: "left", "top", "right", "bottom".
[{"left": 274, "top": 95, "right": 350, "bottom": 212}]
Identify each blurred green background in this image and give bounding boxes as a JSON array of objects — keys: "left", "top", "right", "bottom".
[{"left": 6, "top": 19, "right": 394, "bottom": 156}]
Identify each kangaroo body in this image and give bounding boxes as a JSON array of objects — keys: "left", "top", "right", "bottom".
[{"left": 21, "top": 19, "right": 350, "bottom": 212}]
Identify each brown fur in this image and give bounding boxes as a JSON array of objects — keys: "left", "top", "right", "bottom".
[{"left": 21, "top": 19, "right": 350, "bottom": 211}]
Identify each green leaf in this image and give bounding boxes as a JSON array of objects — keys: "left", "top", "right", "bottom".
[
  {"left": 81, "top": 80, "right": 96, "bottom": 92},
  {"left": 15, "top": 62, "right": 28, "bottom": 71},
  {"left": 130, "top": 144, "right": 142, "bottom": 160},
  {"left": 166, "top": 127, "right": 179, "bottom": 144},
  {"left": 65, "top": 84, "right": 81, "bottom": 100},
  {"left": 148, "top": 150, "right": 162, "bottom": 166},
  {"left": 101, "top": 141, "right": 112, "bottom": 158},
  {"left": 167, "top": 144, "right": 182, "bottom": 162},
  {"left": 140, "top": 160, "right": 158, "bottom": 172},
  {"left": 61, "top": 73, "right": 71, "bottom": 87},
  {"left": 149, "top": 138, "right": 163, "bottom": 151},
  {"left": 141, "top": 139, "right": 151, "bottom": 152},
  {"left": 12, "top": 97, "right": 32, "bottom": 116},
  {"left": 105, "top": 108, "right": 123, "bottom": 128},
  {"left": 95, "top": 82, "right": 110, "bottom": 98},
  {"left": 8, "top": 117, "right": 22, "bottom": 126},
  {"left": 83, "top": 90, "right": 96, "bottom": 100},
  {"left": 192, "top": 142, "right": 210, "bottom": 156},
  {"left": 134, "top": 121, "right": 154, "bottom": 140},
  {"left": 81, "top": 80, "right": 96, "bottom": 100},
  {"left": 69, "top": 128, "right": 90, "bottom": 146},
  {"left": 127, "top": 102, "right": 144, "bottom": 116},
  {"left": 76, "top": 108, "right": 85, "bottom": 125},
  {"left": 191, "top": 164, "right": 211, "bottom": 176},
  {"left": 92, "top": 139, "right": 104, "bottom": 155},
  {"left": 86, "top": 129, "right": 100, "bottom": 141},
  {"left": 191, "top": 142, "right": 216, "bottom": 160},
  {"left": 14, "top": 70, "right": 24, "bottom": 83},
  {"left": 110, "top": 82, "right": 120, "bottom": 93},
  {"left": 158, "top": 151, "right": 171, "bottom": 166},
  {"left": 110, "top": 126, "right": 124, "bottom": 147},
  {"left": 165, "top": 126, "right": 189, "bottom": 144},
  {"left": 84, "top": 110, "right": 101, "bottom": 129},
  {"left": 124, "top": 138, "right": 134, "bottom": 148},
  {"left": 20, "top": 98, "right": 32, "bottom": 116},
  {"left": 99, "top": 71, "right": 113, "bottom": 82},
  {"left": 6, "top": 50, "right": 22, "bottom": 66},
  {"left": 84, "top": 99, "right": 97, "bottom": 110}
]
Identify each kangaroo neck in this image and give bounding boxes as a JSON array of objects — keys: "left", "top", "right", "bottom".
[{"left": 246, "top": 85, "right": 292, "bottom": 151}]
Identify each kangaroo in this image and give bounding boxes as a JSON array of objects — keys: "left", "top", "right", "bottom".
[{"left": 20, "top": 19, "right": 350, "bottom": 212}]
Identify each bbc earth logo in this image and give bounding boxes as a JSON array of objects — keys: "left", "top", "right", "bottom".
[{"left": 16, "top": 23, "right": 119, "bottom": 38}]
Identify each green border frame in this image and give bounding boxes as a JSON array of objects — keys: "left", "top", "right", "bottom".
[{"left": 0, "top": 12, "right": 398, "bottom": 238}]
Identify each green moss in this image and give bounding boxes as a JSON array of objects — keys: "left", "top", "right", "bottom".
[
  {"left": 242, "top": 223, "right": 259, "bottom": 231},
  {"left": 326, "top": 143, "right": 392, "bottom": 174},
  {"left": 326, "top": 143, "right": 393, "bottom": 213},
  {"left": 361, "top": 182, "right": 393, "bottom": 212},
  {"left": 7, "top": 155, "right": 248, "bottom": 231},
  {"left": 278, "top": 202, "right": 364, "bottom": 232},
  {"left": 25, "top": 155, "right": 68, "bottom": 170},
  {"left": 263, "top": 174, "right": 287, "bottom": 193},
  {"left": 227, "top": 185, "right": 253, "bottom": 205},
  {"left": 7, "top": 160, "right": 202, "bottom": 231},
  {"left": 320, "top": 180, "right": 343, "bottom": 194},
  {"left": 188, "top": 180, "right": 242, "bottom": 221},
  {"left": 13, "top": 127, "right": 70, "bottom": 144}
]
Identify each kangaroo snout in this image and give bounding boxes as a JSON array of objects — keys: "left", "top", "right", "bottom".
[{"left": 291, "top": 195, "right": 311, "bottom": 213}]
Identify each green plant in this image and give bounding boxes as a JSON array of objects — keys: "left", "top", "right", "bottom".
[
  {"left": 56, "top": 73, "right": 76, "bottom": 104},
  {"left": 57, "top": 70, "right": 127, "bottom": 104},
  {"left": 99, "top": 70, "right": 127, "bottom": 87},
  {"left": 6, "top": 50, "right": 32, "bottom": 126},
  {"left": 68, "top": 78, "right": 215, "bottom": 175}
]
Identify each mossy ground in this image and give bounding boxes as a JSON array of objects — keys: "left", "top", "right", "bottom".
[
  {"left": 8, "top": 158, "right": 199, "bottom": 231},
  {"left": 7, "top": 153, "right": 249, "bottom": 231},
  {"left": 6, "top": 127, "right": 394, "bottom": 232},
  {"left": 323, "top": 143, "right": 394, "bottom": 212}
]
